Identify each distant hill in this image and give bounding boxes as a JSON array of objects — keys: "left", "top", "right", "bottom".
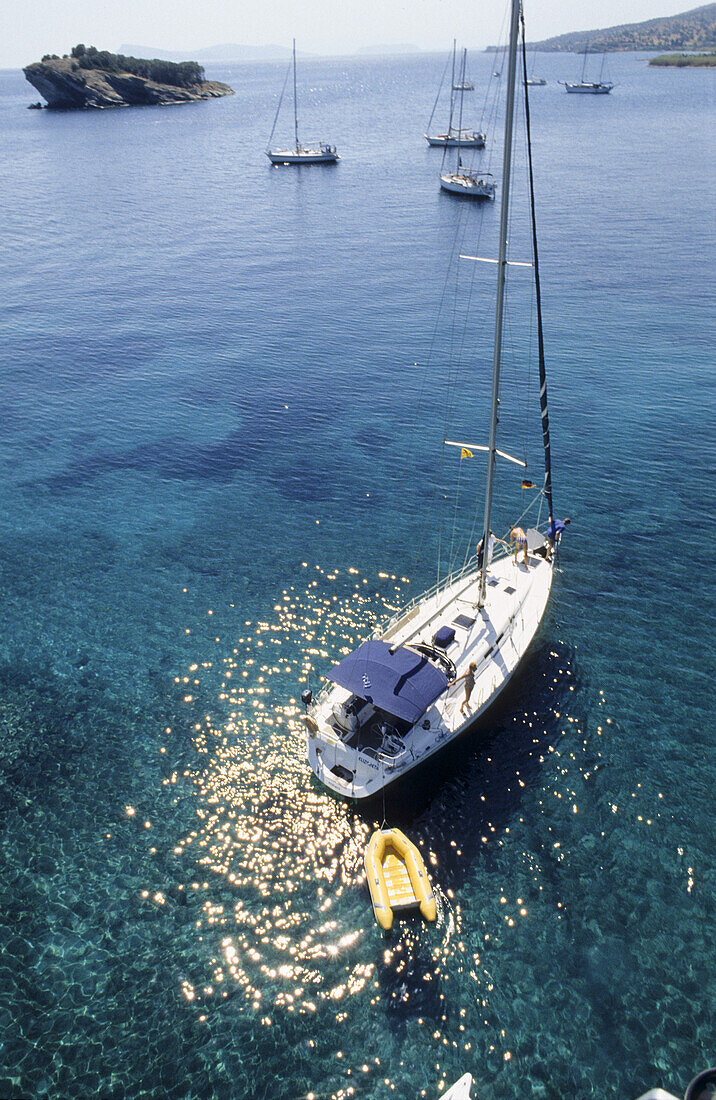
[
  {"left": 355, "top": 44, "right": 421, "bottom": 55},
  {"left": 520, "top": 3, "right": 716, "bottom": 52},
  {"left": 119, "top": 43, "right": 293, "bottom": 62},
  {"left": 120, "top": 42, "right": 423, "bottom": 62}
]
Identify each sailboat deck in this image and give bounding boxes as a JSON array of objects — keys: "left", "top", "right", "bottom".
[
  {"left": 308, "top": 547, "right": 553, "bottom": 798},
  {"left": 305, "top": 0, "right": 560, "bottom": 801}
]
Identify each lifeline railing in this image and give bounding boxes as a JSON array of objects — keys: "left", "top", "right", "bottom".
[
  {"left": 312, "top": 510, "right": 549, "bottom": 707},
  {"left": 314, "top": 550, "right": 495, "bottom": 709}
]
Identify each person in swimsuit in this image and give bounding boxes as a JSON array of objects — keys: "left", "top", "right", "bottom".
[
  {"left": 456, "top": 661, "right": 478, "bottom": 716},
  {"left": 510, "top": 526, "right": 529, "bottom": 566}
]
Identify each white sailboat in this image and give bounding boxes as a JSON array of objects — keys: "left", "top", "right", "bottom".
[
  {"left": 525, "top": 49, "right": 546, "bottom": 85},
  {"left": 560, "top": 49, "right": 613, "bottom": 94},
  {"left": 439, "top": 166, "right": 495, "bottom": 198},
  {"left": 439, "top": 47, "right": 494, "bottom": 199},
  {"left": 426, "top": 42, "right": 486, "bottom": 149},
  {"left": 302, "top": 0, "right": 562, "bottom": 801},
  {"left": 266, "top": 40, "right": 339, "bottom": 165}
]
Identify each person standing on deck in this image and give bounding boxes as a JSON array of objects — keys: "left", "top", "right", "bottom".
[
  {"left": 510, "top": 526, "right": 529, "bottom": 566},
  {"left": 476, "top": 530, "right": 507, "bottom": 571},
  {"left": 456, "top": 662, "right": 478, "bottom": 716},
  {"left": 546, "top": 516, "right": 570, "bottom": 559}
]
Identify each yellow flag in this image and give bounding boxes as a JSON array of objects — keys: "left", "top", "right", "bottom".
[{"left": 461, "top": 448, "right": 473, "bottom": 459}]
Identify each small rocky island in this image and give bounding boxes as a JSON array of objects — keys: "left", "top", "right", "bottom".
[
  {"left": 649, "top": 51, "right": 716, "bottom": 65},
  {"left": 24, "top": 44, "right": 233, "bottom": 109}
]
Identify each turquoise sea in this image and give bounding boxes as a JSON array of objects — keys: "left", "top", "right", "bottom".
[{"left": 0, "top": 43, "right": 714, "bottom": 1100}]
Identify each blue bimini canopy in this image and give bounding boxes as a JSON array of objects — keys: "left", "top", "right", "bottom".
[{"left": 327, "top": 639, "right": 449, "bottom": 725}]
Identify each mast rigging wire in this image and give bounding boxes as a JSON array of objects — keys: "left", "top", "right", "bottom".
[
  {"left": 520, "top": 10, "right": 555, "bottom": 524},
  {"left": 266, "top": 59, "right": 292, "bottom": 151},
  {"left": 426, "top": 48, "right": 452, "bottom": 135}
]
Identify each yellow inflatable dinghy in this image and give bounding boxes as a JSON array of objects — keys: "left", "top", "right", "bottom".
[{"left": 365, "top": 827, "right": 436, "bottom": 931}]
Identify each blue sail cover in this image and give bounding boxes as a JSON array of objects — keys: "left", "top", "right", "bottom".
[{"left": 327, "top": 640, "right": 449, "bottom": 724}]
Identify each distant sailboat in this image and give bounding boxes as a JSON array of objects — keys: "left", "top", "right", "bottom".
[
  {"left": 525, "top": 48, "right": 546, "bottom": 85},
  {"left": 439, "top": 47, "right": 495, "bottom": 199},
  {"left": 560, "top": 49, "right": 613, "bottom": 94},
  {"left": 426, "top": 42, "right": 486, "bottom": 149},
  {"left": 439, "top": 164, "right": 495, "bottom": 198},
  {"left": 266, "top": 40, "right": 340, "bottom": 164}
]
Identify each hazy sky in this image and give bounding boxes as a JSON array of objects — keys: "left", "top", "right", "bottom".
[{"left": 4, "top": 0, "right": 688, "bottom": 68}]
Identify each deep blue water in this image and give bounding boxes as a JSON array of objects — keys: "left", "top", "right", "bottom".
[{"left": 0, "top": 44, "right": 714, "bottom": 1100}]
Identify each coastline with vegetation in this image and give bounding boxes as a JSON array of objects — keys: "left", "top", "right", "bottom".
[
  {"left": 510, "top": 2, "right": 716, "bottom": 52},
  {"left": 649, "top": 50, "right": 716, "bottom": 64},
  {"left": 23, "top": 44, "right": 233, "bottom": 109}
]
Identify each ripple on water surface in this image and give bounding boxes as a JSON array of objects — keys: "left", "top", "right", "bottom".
[
  {"left": 0, "top": 559, "right": 712, "bottom": 1099},
  {"left": 127, "top": 564, "right": 701, "bottom": 1099}
]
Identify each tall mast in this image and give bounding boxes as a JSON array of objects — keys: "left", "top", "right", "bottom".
[
  {"left": 447, "top": 40, "right": 457, "bottom": 137},
  {"left": 478, "top": 0, "right": 521, "bottom": 607},
  {"left": 292, "top": 38, "right": 299, "bottom": 151},
  {"left": 520, "top": 9, "right": 554, "bottom": 525},
  {"left": 456, "top": 49, "right": 467, "bottom": 165}
]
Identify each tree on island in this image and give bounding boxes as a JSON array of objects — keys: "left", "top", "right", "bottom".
[{"left": 67, "top": 44, "right": 206, "bottom": 88}]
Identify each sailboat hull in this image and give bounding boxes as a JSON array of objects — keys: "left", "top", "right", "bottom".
[
  {"left": 562, "top": 82, "right": 612, "bottom": 94},
  {"left": 440, "top": 172, "right": 495, "bottom": 199},
  {"left": 426, "top": 133, "right": 485, "bottom": 148},
  {"left": 267, "top": 149, "right": 339, "bottom": 164},
  {"left": 305, "top": 549, "right": 553, "bottom": 800}
]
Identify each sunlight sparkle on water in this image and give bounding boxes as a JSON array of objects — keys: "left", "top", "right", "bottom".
[{"left": 141, "top": 565, "right": 629, "bottom": 1094}]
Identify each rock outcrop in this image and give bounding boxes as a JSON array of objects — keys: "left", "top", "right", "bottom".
[{"left": 23, "top": 56, "right": 233, "bottom": 109}]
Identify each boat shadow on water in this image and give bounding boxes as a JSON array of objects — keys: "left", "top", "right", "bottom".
[
  {"left": 374, "top": 922, "right": 445, "bottom": 1029},
  {"left": 345, "top": 637, "right": 577, "bottom": 839},
  {"left": 345, "top": 637, "right": 580, "bottom": 1030}
]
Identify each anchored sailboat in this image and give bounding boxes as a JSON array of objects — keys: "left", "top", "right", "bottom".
[
  {"left": 302, "top": 0, "right": 561, "bottom": 800},
  {"left": 426, "top": 42, "right": 486, "bottom": 149},
  {"left": 560, "top": 49, "right": 613, "bottom": 94},
  {"left": 525, "top": 48, "right": 546, "bottom": 85},
  {"left": 266, "top": 40, "right": 339, "bottom": 165},
  {"left": 439, "top": 47, "right": 494, "bottom": 198}
]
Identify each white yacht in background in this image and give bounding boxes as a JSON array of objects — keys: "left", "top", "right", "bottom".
[
  {"left": 525, "top": 47, "right": 546, "bottom": 85},
  {"left": 440, "top": 166, "right": 496, "bottom": 198},
  {"left": 266, "top": 40, "right": 339, "bottom": 164},
  {"left": 426, "top": 42, "right": 486, "bottom": 149},
  {"left": 427, "top": 130, "right": 486, "bottom": 149},
  {"left": 560, "top": 50, "right": 614, "bottom": 94},
  {"left": 302, "top": 0, "right": 561, "bottom": 800},
  {"left": 439, "top": 47, "right": 494, "bottom": 198}
]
